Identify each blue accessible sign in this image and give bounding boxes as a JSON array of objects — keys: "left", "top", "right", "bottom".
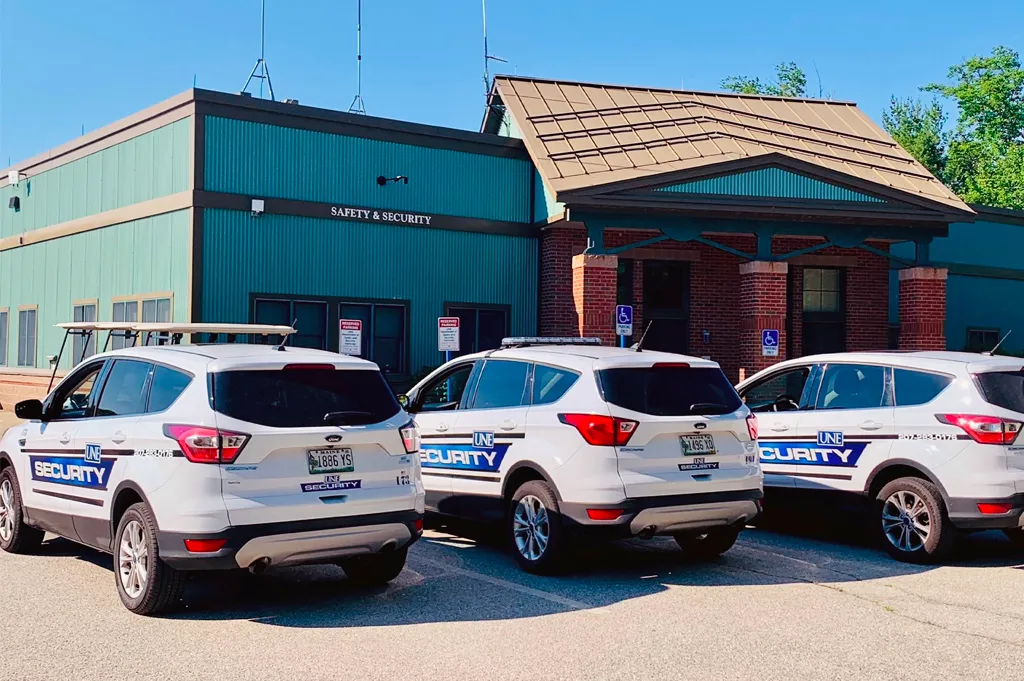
[
  {"left": 762, "top": 329, "right": 779, "bottom": 357},
  {"left": 616, "top": 305, "right": 633, "bottom": 337}
]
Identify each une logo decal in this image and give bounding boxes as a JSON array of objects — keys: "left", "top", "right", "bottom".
[
  {"left": 817, "top": 431, "right": 844, "bottom": 447},
  {"left": 473, "top": 431, "right": 495, "bottom": 449},
  {"left": 84, "top": 443, "right": 102, "bottom": 463}
]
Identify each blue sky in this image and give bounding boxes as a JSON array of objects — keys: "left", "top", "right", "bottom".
[{"left": 0, "top": 0, "right": 1020, "bottom": 165}]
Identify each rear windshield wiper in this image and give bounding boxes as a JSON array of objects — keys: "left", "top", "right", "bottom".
[
  {"left": 323, "top": 410, "right": 376, "bottom": 426},
  {"left": 688, "top": 402, "right": 730, "bottom": 415}
]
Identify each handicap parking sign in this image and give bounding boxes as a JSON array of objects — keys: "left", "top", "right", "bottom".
[
  {"left": 761, "top": 329, "right": 779, "bottom": 357},
  {"left": 616, "top": 305, "right": 633, "bottom": 336}
]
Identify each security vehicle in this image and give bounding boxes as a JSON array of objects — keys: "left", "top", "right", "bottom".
[
  {"left": 401, "top": 337, "right": 762, "bottom": 574},
  {"left": 0, "top": 323, "right": 424, "bottom": 614},
  {"left": 737, "top": 351, "right": 1024, "bottom": 563}
]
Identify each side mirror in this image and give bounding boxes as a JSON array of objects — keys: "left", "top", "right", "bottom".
[{"left": 15, "top": 399, "right": 44, "bottom": 421}]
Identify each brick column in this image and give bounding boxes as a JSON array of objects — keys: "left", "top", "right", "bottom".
[
  {"left": 738, "top": 261, "right": 788, "bottom": 377},
  {"left": 572, "top": 254, "right": 617, "bottom": 345},
  {"left": 898, "top": 267, "right": 947, "bottom": 351}
]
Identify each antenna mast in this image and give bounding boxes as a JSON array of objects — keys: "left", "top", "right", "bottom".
[
  {"left": 241, "top": 0, "right": 276, "bottom": 100},
  {"left": 348, "top": 0, "right": 366, "bottom": 114},
  {"left": 482, "top": 0, "right": 507, "bottom": 97}
]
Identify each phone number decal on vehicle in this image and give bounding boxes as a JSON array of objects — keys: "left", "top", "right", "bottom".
[{"left": 898, "top": 433, "right": 958, "bottom": 441}]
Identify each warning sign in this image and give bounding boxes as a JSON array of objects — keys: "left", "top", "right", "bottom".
[
  {"left": 339, "top": 319, "right": 363, "bottom": 356},
  {"left": 438, "top": 317, "right": 460, "bottom": 352}
]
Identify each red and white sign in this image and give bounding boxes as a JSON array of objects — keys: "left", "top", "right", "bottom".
[
  {"left": 438, "top": 317, "right": 461, "bottom": 352},
  {"left": 339, "top": 319, "right": 363, "bottom": 356}
]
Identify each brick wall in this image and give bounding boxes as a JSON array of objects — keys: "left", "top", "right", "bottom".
[
  {"left": 738, "top": 261, "right": 788, "bottom": 376},
  {"left": 539, "top": 225, "right": 586, "bottom": 337},
  {"left": 898, "top": 267, "right": 947, "bottom": 350},
  {"left": 0, "top": 372, "right": 59, "bottom": 412},
  {"left": 571, "top": 254, "right": 618, "bottom": 344}
]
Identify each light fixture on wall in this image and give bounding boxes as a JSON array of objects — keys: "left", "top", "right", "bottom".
[
  {"left": 8, "top": 197, "right": 19, "bottom": 212},
  {"left": 251, "top": 198, "right": 265, "bottom": 217},
  {"left": 702, "top": 329, "right": 711, "bottom": 344},
  {"left": 377, "top": 175, "right": 408, "bottom": 186}
]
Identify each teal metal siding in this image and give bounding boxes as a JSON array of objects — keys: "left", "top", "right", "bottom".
[
  {"left": 204, "top": 117, "right": 532, "bottom": 223},
  {"left": 200, "top": 209, "right": 538, "bottom": 375},
  {"left": 0, "top": 210, "right": 192, "bottom": 368},
  {"left": 0, "top": 118, "right": 192, "bottom": 239},
  {"left": 654, "top": 168, "right": 885, "bottom": 202},
  {"left": 534, "top": 171, "right": 564, "bottom": 222}
]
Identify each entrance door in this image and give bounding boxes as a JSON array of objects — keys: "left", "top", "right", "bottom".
[
  {"left": 641, "top": 260, "right": 690, "bottom": 354},
  {"left": 801, "top": 268, "right": 845, "bottom": 355}
]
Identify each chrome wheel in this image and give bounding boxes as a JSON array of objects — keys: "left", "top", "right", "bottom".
[
  {"left": 0, "top": 480, "right": 14, "bottom": 543},
  {"left": 118, "top": 520, "right": 149, "bottom": 599},
  {"left": 513, "top": 495, "right": 550, "bottom": 561},
  {"left": 882, "top": 490, "right": 931, "bottom": 553}
]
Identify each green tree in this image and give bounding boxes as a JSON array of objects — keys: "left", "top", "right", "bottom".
[
  {"left": 722, "top": 62, "right": 807, "bottom": 98},
  {"left": 881, "top": 97, "right": 948, "bottom": 178}
]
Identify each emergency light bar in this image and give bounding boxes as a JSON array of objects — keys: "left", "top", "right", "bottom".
[{"left": 500, "top": 337, "right": 603, "bottom": 348}]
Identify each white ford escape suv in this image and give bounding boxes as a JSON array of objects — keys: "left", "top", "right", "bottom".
[
  {"left": 0, "top": 343, "right": 424, "bottom": 614},
  {"left": 402, "top": 338, "right": 763, "bottom": 574}
]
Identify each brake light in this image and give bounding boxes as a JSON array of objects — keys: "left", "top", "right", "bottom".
[
  {"left": 184, "top": 538, "right": 228, "bottom": 553},
  {"left": 558, "top": 413, "right": 637, "bottom": 446},
  {"left": 978, "top": 503, "right": 1014, "bottom": 515},
  {"left": 652, "top": 362, "right": 690, "bottom": 368},
  {"left": 936, "top": 414, "right": 1022, "bottom": 445},
  {"left": 746, "top": 414, "right": 759, "bottom": 441},
  {"left": 400, "top": 419, "right": 420, "bottom": 454},
  {"left": 163, "top": 424, "right": 250, "bottom": 463},
  {"left": 586, "top": 508, "right": 624, "bottom": 521},
  {"left": 282, "top": 363, "right": 336, "bottom": 370}
]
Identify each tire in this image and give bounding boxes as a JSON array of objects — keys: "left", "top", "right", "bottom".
[
  {"left": 875, "top": 477, "right": 955, "bottom": 563},
  {"left": 508, "top": 480, "right": 567, "bottom": 575},
  {"left": 0, "top": 467, "right": 44, "bottom": 554},
  {"left": 114, "top": 503, "right": 186, "bottom": 615},
  {"left": 673, "top": 527, "right": 740, "bottom": 559},
  {"left": 1002, "top": 528, "right": 1024, "bottom": 549},
  {"left": 339, "top": 547, "right": 408, "bottom": 586}
]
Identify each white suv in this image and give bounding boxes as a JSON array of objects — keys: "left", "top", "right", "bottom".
[
  {"left": 402, "top": 338, "right": 763, "bottom": 574},
  {"left": 0, "top": 344, "right": 424, "bottom": 614},
  {"left": 736, "top": 351, "right": 1024, "bottom": 562}
]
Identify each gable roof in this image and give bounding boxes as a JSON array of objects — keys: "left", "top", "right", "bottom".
[{"left": 484, "top": 76, "right": 973, "bottom": 218}]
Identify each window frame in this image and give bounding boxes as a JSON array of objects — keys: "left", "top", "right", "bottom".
[
  {"left": 43, "top": 359, "right": 110, "bottom": 422},
  {"left": 444, "top": 302, "right": 511, "bottom": 356},
  {"left": 812, "top": 362, "right": 893, "bottom": 411},
  {"left": 739, "top": 364, "right": 814, "bottom": 413},
  {"left": 892, "top": 367, "right": 955, "bottom": 408},
  {"left": 253, "top": 296, "right": 331, "bottom": 350},
  {"left": 965, "top": 327, "right": 1000, "bottom": 353},
  {"left": 17, "top": 305, "right": 38, "bottom": 368},
  {"left": 0, "top": 307, "right": 8, "bottom": 367},
  {"left": 94, "top": 358, "right": 157, "bottom": 419},
  {"left": 113, "top": 292, "right": 173, "bottom": 346},
  {"left": 528, "top": 362, "right": 581, "bottom": 406},
  {"left": 464, "top": 358, "right": 533, "bottom": 411},
  {"left": 72, "top": 299, "right": 99, "bottom": 365},
  {"left": 410, "top": 360, "right": 479, "bottom": 413}
]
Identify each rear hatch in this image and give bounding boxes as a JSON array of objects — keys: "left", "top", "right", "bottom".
[
  {"left": 967, "top": 366, "right": 1024, "bottom": 470},
  {"left": 596, "top": 361, "right": 757, "bottom": 498},
  {"left": 210, "top": 361, "right": 417, "bottom": 525}
]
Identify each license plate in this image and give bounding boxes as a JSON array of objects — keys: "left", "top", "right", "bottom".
[
  {"left": 680, "top": 434, "right": 716, "bottom": 455},
  {"left": 307, "top": 448, "right": 354, "bottom": 475}
]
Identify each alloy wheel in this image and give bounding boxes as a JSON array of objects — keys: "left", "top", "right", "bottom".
[
  {"left": 881, "top": 490, "right": 931, "bottom": 553},
  {"left": 513, "top": 495, "right": 550, "bottom": 561},
  {"left": 118, "top": 520, "right": 149, "bottom": 599},
  {"left": 0, "top": 480, "right": 14, "bottom": 543}
]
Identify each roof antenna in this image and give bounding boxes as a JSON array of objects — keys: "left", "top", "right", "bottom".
[
  {"left": 630, "top": 320, "right": 654, "bottom": 352},
  {"left": 241, "top": 0, "right": 275, "bottom": 100},
  {"left": 348, "top": 0, "right": 366, "bottom": 114},
  {"left": 482, "top": 0, "right": 507, "bottom": 97},
  {"left": 276, "top": 318, "right": 296, "bottom": 351},
  {"left": 984, "top": 330, "right": 1012, "bottom": 356}
]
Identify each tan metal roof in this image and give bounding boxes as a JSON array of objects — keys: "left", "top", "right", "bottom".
[{"left": 489, "top": 76, "right": 972, "bottom": 215}]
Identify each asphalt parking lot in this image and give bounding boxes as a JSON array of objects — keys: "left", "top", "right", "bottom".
[{"left": 1, "top": 506, "right": 1023, "bottom": 681}]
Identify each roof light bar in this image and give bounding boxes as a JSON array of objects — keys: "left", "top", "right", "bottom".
[{"left": 500, "top": 337, "right": 603, "bottom": 348}]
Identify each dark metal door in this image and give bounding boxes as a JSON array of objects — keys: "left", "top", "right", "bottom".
[{"left": 641, "top": 260, "right": 690, "bottom": 354}]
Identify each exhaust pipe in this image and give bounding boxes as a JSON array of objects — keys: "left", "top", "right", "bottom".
[
  {"left": 248, "top": 557, "right": 271, "bottom": 575},
  {"left": 638, "top": 525, "right": 657, "bottom": 540},
  {"left": 381, "top": 539, "right": 399, "bottom": 552}
]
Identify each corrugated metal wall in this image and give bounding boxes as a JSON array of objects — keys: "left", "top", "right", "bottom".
[
  {"left": 0, "top": 118, "right": 191, "bottom": 239},
  {"left": 200, "top": 209, "right": 537, "bottom": 376},
  {"left": 654, "top": 167, "right": 885, "bottom": 202},
  {"left": 204, "top": 117, "right": 532, "bottom": 223},
  {"left": 0, "top": 210, "right": 192, "bottom": 368}
]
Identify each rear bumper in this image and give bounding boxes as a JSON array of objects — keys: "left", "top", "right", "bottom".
[
  {"left": 947, "top": 493, "right": 1024, "bottom": 530},
  {"left": 560, "top": 489, "right": 763, "bottom": 540},
  {"left": 158, "top": 509, "right": 423, "bottom": 570}
]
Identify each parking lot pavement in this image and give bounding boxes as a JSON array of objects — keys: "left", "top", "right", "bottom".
[{"left": 1, "top": 516, "right": 1023, "bottom": 681}]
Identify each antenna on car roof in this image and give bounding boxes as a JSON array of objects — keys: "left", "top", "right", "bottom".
[
  {"left": 984, "top": 330, "right": 1012, "bottom": 356},
  {"left": 630, "top": 320, "right": 654, "bottom": 352},
  {"left": 276, "top": 319, "right": 296, "bottom": 351}
]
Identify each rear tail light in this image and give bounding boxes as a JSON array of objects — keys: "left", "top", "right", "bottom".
[
  {"left": 400, "top": 419, "right": 420, "bottom": 454},
  {"left": 558, "top": 413, "right": 637, "bottom": 446},
  {"left": 184, "top": 538, "right": 228, "bottom": 553},
  {"left": 163, "top": 424, "right": 250, "bottom": 463},
  {"left": 746, "top": 414, "right": 759, "bottom": 441},
  {"left": 414, "top": 518, "right": 424, "bottom": 533},
  {"left": 978, "top": 503, "right": 1014, "bottom": 515},
  {"left": 936, "top": 414, "right": 1022, "bottom": 445},
  {"left": 586, "top": 508, "right": 624, "bottom": 521}
]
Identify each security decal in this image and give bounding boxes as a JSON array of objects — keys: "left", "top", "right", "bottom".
[
  {"left": 420, "top": 442, "right": 510, "bottom": 472},
  {"left": 759, "top": 441, "right": 869, "bottom": 467},
  {"left": 301, "top": 476, "right": 362, "bottom": 493},
  {"left": 30, "top": 455, "right": 116, "bottom": 490}
]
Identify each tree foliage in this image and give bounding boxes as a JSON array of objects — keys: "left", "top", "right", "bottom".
[
  {"left": 881, "top": 97, "right": 948, "bottom": 178},
  {"left": 722, "top": 62, "right": 807, "bottom": 98}
]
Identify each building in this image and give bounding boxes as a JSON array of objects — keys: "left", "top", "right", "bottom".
[{"left": 0, "top": 75, "right": 998, "bottom": 405}]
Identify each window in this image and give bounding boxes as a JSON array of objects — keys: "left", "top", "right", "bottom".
[
  {"left": 339, "top": 302, "right": 407, "bottom": 374},
  {"left": 616, "top": 260, "right": 634, "bottom": 307},
  {"left": 17, "top": 309, "right": 36, "bottom": 367},
  {"left": 416, "top": 363, "right": 476, "bottom": 412},
  {"left": 816, "top": 364, "right": 886, "bottom": 410},
  {"left": 893, "top": 369, "right": 953, "bottom": 407},
  {"left": 147, "top": 365, "right": 193, "bottom": 412},
  {"left": 802, "top": 268, "right": 845, "bottom": 355},
  {"left": 96, "top": 360, "right": 152, "bottom": 417},
  {"left": 447, "top": 305, "right": 509, "bottom": 357},
  {"left": 142, "top": 297, "right": 172, "bottom": 324},
  {"left": 254, "top": 298, "right": 328, "bottom": 350},
  {"left": 211, "top": 368, "right": 400, "bottom": 428},
  {"left": 51, "top": 363, "right": 104, "bottom": 420},
  {"left": 974, "top": 371, "right": 1024, "bottom": 414},
  {"left": 468, "top": 360, "right": 531, "bottom": 409},
  {"left": 72, "top": 303, "right": 97, "bottom": 363},
  {"left": 803, "top": 268, "right": 841, "bottom": 313},
  {"left": 742, "top": 367, "right": 811, "bottom": 413},
  {"left": 111, "top": 301, "right": 139, "bottom": 350},
  {"left": 598, "top": 366, "right": 742, "bottom": 416},
  {"left": 0, "top": 310, "right": 7, "bottom": 366},
  {"left": 966, "top": 328, "right": 1000, "bottom": 353},
  {"left": 531, "top": 365, "right": 579, "bottom": 405}
]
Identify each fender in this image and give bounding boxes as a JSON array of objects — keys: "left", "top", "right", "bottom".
[
  {"left": 109, "top": 480, "right": 157, "bottom": 535},
  {"left": 863, "top": 458, "right": 949, "bottom": 501},
  {"left": 0, "top": 451, "right": 12, "bottom": 470},
  {"left": 501, "top": 461, "right": 559, "bottom": 501}
]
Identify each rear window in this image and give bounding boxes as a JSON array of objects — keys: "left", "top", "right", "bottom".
[
  {"left": 211, "top": 368, "right": 400, "bottom": 427},
  {"left": 597, "top": 366, "right": 742, "bottom": 416},
  {"left": 975, "top": 371, "right": 1024, "bottom": 414}
]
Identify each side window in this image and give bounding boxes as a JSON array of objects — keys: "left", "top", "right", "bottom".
[
  {"left": 96, "top": 360, "right": 153, "bottom": 417},
  {"left": 893, "top": 369, "right": 953, "bottom": 407},
  {"left": 741, "top": 367, "right": 810, "bottom": 413},
  {"left": 531, "top": 364, "right": 579, "bottom": 405},
  {"left": 468, "top": 360, "right": 531, "bottom": 410},
  {"left": 416, "top": 363, "right": 476, "bottom": 412},
  {"left": 816, "top": 364, "right": 886, "bottom": 410},
  {"left": 50, "top": 363, "right": 105, "bottom": 420},
  {"left": 147, "top": 365, "right": 193, "bottom": 412}
]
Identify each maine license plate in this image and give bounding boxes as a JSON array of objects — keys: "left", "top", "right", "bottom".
[
  {"left": 680, "top": 434, "right": 716, "bottom": 456},
  {"left": 307, "top": 448, "right": 354, "bottom": 475}
]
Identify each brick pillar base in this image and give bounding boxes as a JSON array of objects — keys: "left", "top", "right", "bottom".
[
  {"left": 572, "top": 254, "right": 617, "bottom": 345},
  {"left": 738, "top": 261, "right": 788, "bottom": 378},
  {"left": 899, "top": 267, "right": 947, "bottom": 351}
]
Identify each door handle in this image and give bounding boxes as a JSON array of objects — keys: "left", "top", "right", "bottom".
[
  {"left": 59, "top": 432, "right": 72, "bottom": 445},
  {"left": 499, "top": 419, "right": 517, "bottom": 431},
  {"left": 858, "top": 421, "right": 883, "bottom": 431},
  {"left": 769, "top": 423, "right": 790, "bottom": 432},
  {"left": 436, "top": 423, "right": 449, "bottom": 432},
  {"left": 112, "top": 431, "right": 127, "bottom": 444}
]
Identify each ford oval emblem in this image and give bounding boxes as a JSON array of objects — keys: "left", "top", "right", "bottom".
[
  {"left": 694, "top": 422, "right": 707, "bottom": 430},
  {"left": 325, "top": 434, "right": 343, "bottom": 443}
]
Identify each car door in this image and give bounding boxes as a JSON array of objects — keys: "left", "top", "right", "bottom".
[
  {"left": 71, "top": 359, "right": 153, "bottom": 550},
  {"left": 792, "top": 362, "right": 894, "bottom": 491},
  {"left": 18, "top": 360, "right": 107, "bottom": 539},
  {"left": 738, "top": 363, "right": 817, "bottom": 488}
]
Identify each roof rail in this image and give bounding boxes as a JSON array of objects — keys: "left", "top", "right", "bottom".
[{"left": 500, "top": 336, "right": 602, "bottom": 348}]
